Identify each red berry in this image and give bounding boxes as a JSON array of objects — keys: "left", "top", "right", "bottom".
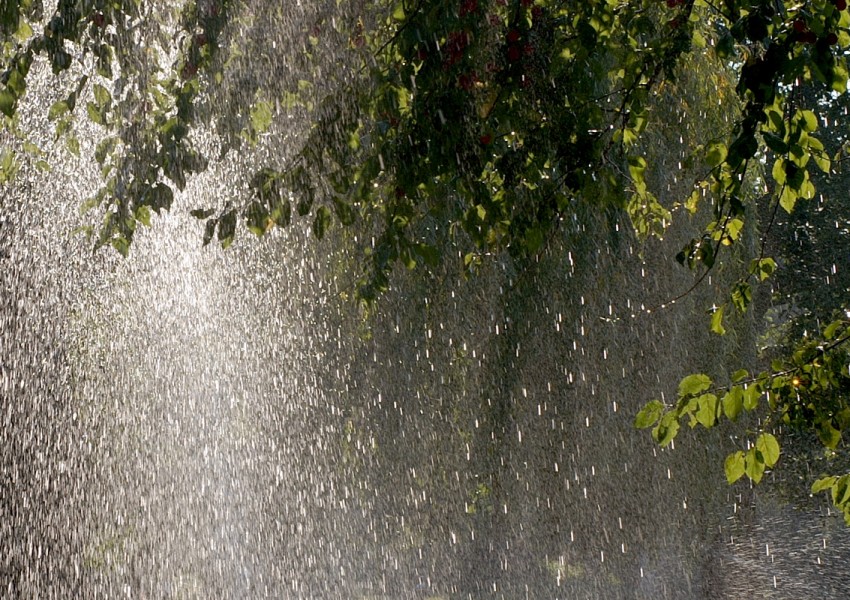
[
  {"left": 458, "top": 72, "right": 477, "bottom": 91},
  {"left": 506, "top": 29, "right": 520, "bottom": 43},
  {"left": 793, "top": 19, "right": 807, "bottom": 33},
  {"left": 531, "top": 6, "right": 543, "bottom": 19},
  {"left": 826, "top": 32, "right": 839, "bottom": 45},
  {"left": 521, "top": 0, "right": 532, "bottom": 7},
  {"left": 460, "top": 0, "right": 478, "bottom": 17},
  {"left": 803, "top": 31, "right": 818, "bottom": 44},
  {"left": 479, "top": 134, "right": 493, "bottom": 145},
  {"left": 666, "top": 0, "right": 682, "bottom": 7},
  {"left": 837, "top": 0, "right": 847, "bottom": 11},
  {"left": 91, "top": 12, "right": 105, "bottom": 27},
  {"left": 181, "top": 62, "right": 198, "bottom": 79},
  {"left": 507, "top": 44, "right": 522, "bottom": 62}
]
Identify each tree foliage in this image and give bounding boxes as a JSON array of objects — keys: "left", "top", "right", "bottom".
[{"left": 4, "top": 0, "right": 850, "bottom": 518}]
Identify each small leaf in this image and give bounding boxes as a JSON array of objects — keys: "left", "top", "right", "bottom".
[
  {"left": 313, "top": 205, "right": 332, "bottom": 239},
  {"left": 756, "top": 433, "right": 780, "bottom": 467},
  {"left": 743, "top": 384, "right": 760, "bottom": 411},
  {"left": 250, "top": 100, "right": 273, "bottom": 135},
  {"left": 744, "top": 447, "right": 765, "bottom": 484},
  {"left": 190, "top": 208, "right": 216, "bottom": 219},
  {"left": 0, "top": 89, "right": 16, "bottom": 117},
  {"left": 752, "top": 257, "right": 776, "bottom": 281},
  {"left": 415, "top": 243, "right": 440, "bottom": 267},
  {"left": 779, "top": 186, "right": 797, "bottom": 213},
  {"left": 86, "top": 102, "right": 104, "bottom": 125},
  {"left": 217, "top": 209, "right": 237, "bottom": 248},
  {"left": 245, "top": 201, "right": 269, "bottom": 236},
  {"left": 93, "top": 83, "right": 111, "bottom": 108},
  {"left": 111, "top": 235, "right": 130, "bottom": 257},
  {"left": 652, "top": 412, "right": 680, "bottom": 447},
  {"left": 65, "top": 135, "right": 80, "bottom": 156},
  {"left": 635, "top": 400, "right": 664, "bottom": 429},
  {"left": 731, "top": 369, "right": 749, "bottom": 383},
  {"left": 799, "top": 109, "right": 818, "bottom": 132},
  {"left": 762, "top": 131, "right": 788, "bottom": 154},
  {"left": 824, "top": 320, "right": 844, "bottom": 340},
  {"left": 816, "top": 419, "right": 841, "bottom": 449},
  {"left": 94, "top": 136, "right": 118, "bottom": 164},
  {"left": 722, "top": 387, "right": 744, "bottom": 421},
  {"left": 135, "top": 205, "right": 152, "bottom": 227},
  {"left": 148, "top": 183, "right": 173, "bottom": 213},
  {"left": 202, "top": 218, "right": 217, "bottom": 246},
  {"left": 705, "top": 141, "right": 727, "bottom": 167},
  {"left": 48, "top": 100, "right": 69, "bottom": 121},
  {"left": 695, "top": 393, "right": 719, "bottom": 428},
  {"left": 725, "top": 451, "right": 745, "bottom": 484},
  {"left": 332, "top": 197, "right": 356, "bottom": 226},
  {"left": 812, "top": 476, "right": 837, "bottom": 494},
  {"left": 710, "top": 306, "right": 726, "bottom": 335},
  {"left": 678, "top": 373, "right": 712, "bottom": 398}
]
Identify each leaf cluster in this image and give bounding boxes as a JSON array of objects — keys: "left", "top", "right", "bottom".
[{"left": 637, "top": 316, "right": 850, "bottom": 520}]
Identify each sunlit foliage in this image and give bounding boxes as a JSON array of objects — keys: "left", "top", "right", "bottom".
[{"left": 4, "top": 0, "right": 850, "bottom": 518}]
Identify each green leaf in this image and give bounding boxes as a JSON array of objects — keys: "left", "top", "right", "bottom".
[
  {"left": 93, "top": 83, "right": 111, "bottom": 108},
  {"left": 332, "top": 197, "right": 356, "bottom": 226},
  {"left": 743, "top": 384, "right": 760, "bottom": 411},
  {"left": 48, "top": 100, "right": 69, "bottom": 121},
  {"left": 135, "top": 205, "right": 152, "bottom": 227},
  {"left": 710, "top": 306, "right": 726, "bottom": 335},
  {"left": 695, "top": 393, "right": 719, "bottom": 428},
  {"left": 86, "top": 102, "right": 105, "bottom": 125},
  {"left": 722, "top": 387, "right": 744, "bottom": 420},
  {"left": 313, "top": 205, "right": 332, "bottom": 240},
  {"left": 218, "top": 209, "right": 237, "bottom": 248},
  {"left": 250, "top": 100, "right": 273, "bottom": 134},
  {"left": 202, "top": 218, "right": 217, "bottom": 246},
  {"left": 635, "top": 400, "right": 664, "bottom": 429},
  {"left": 833, "top": 476, "right": 850, "bottom": 506},
  {"left": 0, "top": 89, "right": 15, "bottom": 117},
  {"left": 66, "top": 135, "right": 80, "bottom": 157},
  {"left": 190, "top": 208, "right": 216, "bottom": 219},
  {"left": 148, "top": 184, "right": 173, "bottom": 213},
  {"left": 725, "top": 451, "right": 745, "bottom": 484},
  {"left": 731, "top": 369, "right": 749, "bottom": 383},
  {"left": 111, "top": 235, "right": 130, "bottom": 257},
  {"left": 812, "top": 476, "right": 838, "bottom": 494},
  {"left": 751, "top": 257, "right": 776, "bottom": 281},
  {"left": 678, "top": 374, "right": 711, "bottom": 398},
  {"left": 756, "top": 433, "right": 780, "bottom": 468},
  {"left": 415, "top": 243, "right": 440, "bottom": 267},
  {"left": 652, "top": 412, "right": 680, "bottom": 447},
  {"left": 744, "top": 447, "right": 765, "bottom": 484},
  {"left": 816, "top": 419, "right": 842, "bottom": 449},
  {"left": 392, "top": 1, "right": 405, "bottom": 20},
  {"left": 245, "top": 201, "right": 269, "bottom": 236},
  {"left": 779, "top": 186, "right": 797, "bottom": 213},
  {"left": 762, "top": 131, "right": 788, "bottom": 154},
  {"left": 705, "top": 141, "right": 727, "bottom": 167},
  {"left": 94, "top": 137, "right": 118, "bottom": 164},
  {"left": 799, "top": 110, "right": 818, "bottom": 132},
  {"left": 0, "top": 149, "right": 18, "bottom": 183},
  {"left": 824, "top": 320, "right": 844, "bottom": 340}
]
